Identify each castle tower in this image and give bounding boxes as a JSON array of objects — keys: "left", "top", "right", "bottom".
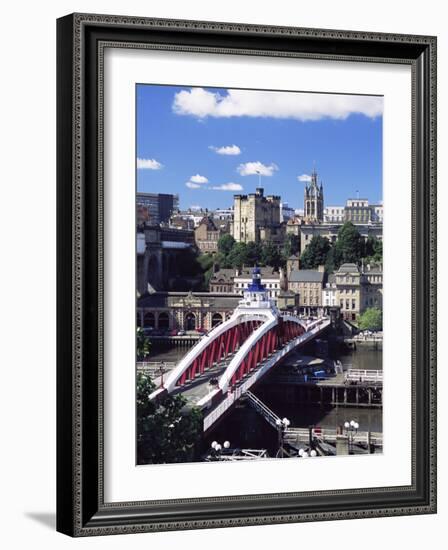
[{"left": 304, "top": 168, "right": 324, "bottom": 223}]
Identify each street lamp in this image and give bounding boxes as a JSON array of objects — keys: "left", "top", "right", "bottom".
[
  {"left": 210, "top": 440, "right": 231, "bottom": 459},
  {"left": 298, "top": 448, "right": 318, "bottom": 458},
  {"left": 276, "top": 417, "right": 291, "bottom": 457},
  {"left": 343, "top": 419, "right": 359, "bottom": 452}
]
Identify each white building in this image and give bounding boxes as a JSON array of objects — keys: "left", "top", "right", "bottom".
[
  {"left": 322, "top": 274, "right": 338, "bottom": 307},
  {"left": 324, "top": 206, "right": 345, "bottom": 223},
  {"left": 233, "top": 267, "right": 281, "bottom": 302}
]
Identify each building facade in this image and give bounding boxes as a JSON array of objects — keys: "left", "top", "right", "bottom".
[
  {"left": 194, "top": 216, "right": 221, "bottom": 253},
  {"left": 209, "top": 269, "right": 235, "bottom": 294},
  {"left": 288, "top": 268, "right": 325, "bottom": 315},
  {"left": 232, "top": 187, "right": 281, "bottom": 243},
  {"left": 324, "top": 206, "right": 345, "bottom": 223},
  {"left": 137, "top": 291, "right": 241, "bottom": 331},
  {"left": 136, "top": 192, "right": 179, "bottom": 225},
  {"left": 322, "top": 274, "right": 338, "bottom": 308},
  {"left": 334, "top": 262, "right": 383, "bottom": 321}
]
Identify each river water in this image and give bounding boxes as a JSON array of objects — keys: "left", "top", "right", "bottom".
[{"left": 149, "top": 340, "right": 383, "bottom": 455}]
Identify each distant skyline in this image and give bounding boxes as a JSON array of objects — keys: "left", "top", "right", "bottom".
[{"left": 136, "top": 84, "right": 383, "bottom": 211}]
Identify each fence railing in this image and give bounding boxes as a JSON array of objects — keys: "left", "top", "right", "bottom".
[{"left": 345, "top": 369, "right": 383, "bottom": 384}]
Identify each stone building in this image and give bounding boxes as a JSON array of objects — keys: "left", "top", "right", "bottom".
[
  {"left": 209, "top": 268, "right": 235, "bottom": 293},
  {"left": 334, "top": 262, "right": 383, "bottom": 322},
  {"left": 303, "top": 169, "right": 324, "bottom": 224},
  {"left": 360, "top": 263, "right": 383, "bottom": 311},
  {"left": 194, "top": 216, "right": 221, "bottom": 253},
  {"left": 232, "top": 187, "right": 281, "bottom": 243},
  {"left": 335, "top": 263, "right": 363, "bottom": 321},
  {"left": 288, "top": 267, "right": 325, "bottom": 315},
  {"left": 344, "top": 199, "right": 372, "bottom": 224},
  {"left": 137, "top": 291, "right": 241, "bottom": 332}
]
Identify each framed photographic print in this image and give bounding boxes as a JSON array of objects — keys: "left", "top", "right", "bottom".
[{"left": 57, "top": 13, "right": 437, "bottom": 536}]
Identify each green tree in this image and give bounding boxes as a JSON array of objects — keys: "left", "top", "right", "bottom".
[
  {"left": 324, "top": 244, "right": 342, "bottom": 273},
  {"left": 334, "top": 222, "right": 364, "bottom": 265},
  {"left": 136, "top": 327, "right": 151, "bottom": 360},
  {"left": 260, "top": 242, "right": 282, "bottom": 269},
  {"left": 283, "top": 234, "right": 300, "bottom": 259},
  {"left": 358, "top": 307, "right": 383, "bottom": 331},
  {"left": 217, "top": 234, "right": 236, "bottom": 256},
  {"left": 137, "top": 372, "right": 203, "bottom": 464},
  {"left": 227, "top": 242, "right": 248, "bottom": 269},
  {"left": 245, "top": 241, "right": 263, "bottom": 266},
  {"left": 299, "top": 235, "right": 331, "bottom": 269}
]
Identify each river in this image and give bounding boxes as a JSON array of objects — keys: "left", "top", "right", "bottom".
[{"left": 149, "top": 339, "right": 383, "bottom": 456}]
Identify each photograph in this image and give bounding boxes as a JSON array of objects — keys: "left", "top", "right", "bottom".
[{"left": 135, "top": 84, "right": 384, "bottom": 465}]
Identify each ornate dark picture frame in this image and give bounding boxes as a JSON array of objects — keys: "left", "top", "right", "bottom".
[{"left": 56, "top": 13, "right": 437, "bottom": 537}]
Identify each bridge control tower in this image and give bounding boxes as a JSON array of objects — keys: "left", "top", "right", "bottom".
[{"left": 238, "top": 267, "right": 278, "bottom": 312}]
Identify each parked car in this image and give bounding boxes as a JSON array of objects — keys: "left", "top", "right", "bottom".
[
  {"left": 196, "top": 327, "right": 207, "bottom": 334},
  {"left": 169, "top": 329, "right": 178, "bottom": 336},
  {"left": 177, "top": 330, "right": 186, "bottom": 336}
]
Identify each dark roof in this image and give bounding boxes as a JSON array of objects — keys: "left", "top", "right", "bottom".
[
  {"left": 198, "top": 216, "right": 218, "bottom": 231},
  {"left": 237, "top": 267, "right": 279, "bottom": 278},
  {"left": 210, "top": 269, "right": 235, "bottom": 282},
  {"left": 289, "top": 270, "right": 325, "bottom": 283}
]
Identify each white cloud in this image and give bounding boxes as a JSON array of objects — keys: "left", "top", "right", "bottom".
[
  {"left": 209, "top": 144, "right": 241, "bottom": 156},
  {"left": 186, "top": 182, "right": 201, "bottom": 189},
  {"left": 237, "top": 161, "right": 278, "bottom": 177},
  {"left": 298, "top": 174, "right": 312, "bottom": 182},
  {"left": 210, "top": 183, "right": 243, "bottom": 191},
  {"left": 137, "top": 158, "right": 163, "bottom": 170},
  {"left": 173, "top": 88, "right": 383, "bottom": 121},
  {"left": 190, "top": 174, "right": 209, "bottom": 184}
]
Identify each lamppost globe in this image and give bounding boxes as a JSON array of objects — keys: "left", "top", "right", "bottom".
[
  {"left": 215, "top": 444, "right": 222, "bottom": 452},
  {"left": 223, "top": 441, "right": 230, "bottom": 449},
  {"left": 298, "top": 448, "right": 305, "bottom": 457},
  {"left": 344, "top": 421, "right": 350, "bottom": 429},
  {"left": 310, "top": 449, "right": 317, "bottom": 457},
  {"left": 275, "top": 418, "right": 282, "bottom": 427},
  {"left": 302, "top": 451, "right": 309, "bottom": 458},
  {"left": 354, "top": 422, "right": 359, "bottom": 430},
  {"left": 211, "top": 441, "right": 218, "bottom": 450}
]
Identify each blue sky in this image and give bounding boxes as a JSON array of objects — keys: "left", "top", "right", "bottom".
[{"left": 136, "top": 84, "right": 383, "bottom": 210}]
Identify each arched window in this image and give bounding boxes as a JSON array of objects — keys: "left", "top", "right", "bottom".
[
  {"left": 143, "top": 312, "right": 155, "bottom": 328},
  {"left": 211, "top": 313, "right": 223, "bottom": 327},
  {"left": 158, "top": 312, "right": 169, "bottom": 329},
  {"left": 185, "top": 312, "right": 196, "bottom": 331}
]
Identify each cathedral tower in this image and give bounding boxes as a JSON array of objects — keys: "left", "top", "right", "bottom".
[{"left": 304, "top": 168, "right": 324, "bottom": 223}]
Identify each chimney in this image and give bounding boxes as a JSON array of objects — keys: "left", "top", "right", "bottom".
[{"left": 317, "top": 264, "right": 325, "bottom": 273}]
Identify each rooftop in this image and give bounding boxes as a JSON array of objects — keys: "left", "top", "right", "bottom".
[{"left": 289, "top": 270, "right": 325, "bottom": 283}]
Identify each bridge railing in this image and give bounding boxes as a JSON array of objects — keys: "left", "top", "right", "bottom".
[
  {"left": 345, "top": 369, "right": 383, "bottom": 384},
  {"left": 285, "top": 427, "right": 383, "bottom": 446}
]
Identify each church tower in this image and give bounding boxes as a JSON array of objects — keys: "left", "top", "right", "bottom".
[{"left": 304, "top": 168, "right": 324, "bottom": 223}]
